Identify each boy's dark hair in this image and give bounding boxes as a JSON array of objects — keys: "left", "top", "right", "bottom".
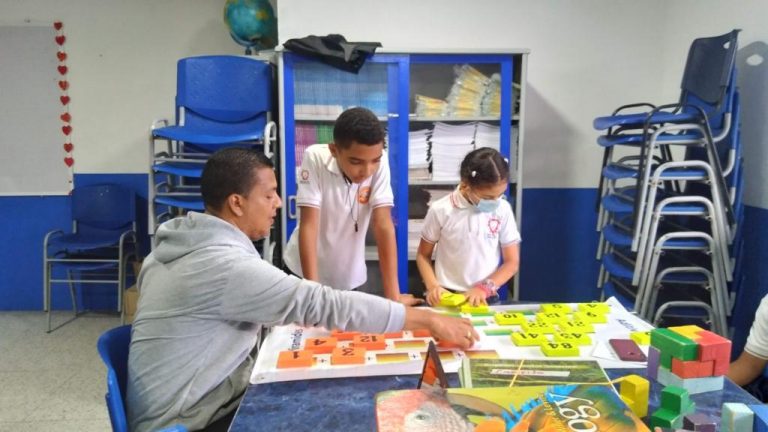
[
  {"left": 201, "top": 147, "right": 274, "bottom": 212},
  {"left": 333, "top": 107, "right": 385, "bottom": 149},
  {"left": 460, "top": 147, "right": 510, "bottom": 187}
]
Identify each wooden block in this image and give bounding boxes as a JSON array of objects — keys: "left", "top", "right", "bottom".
[
  {"left": 721, "top": 403, "right": 754, "bottom": 432},
  {"left": 650, "top": 408, "right": 683, "bottom": 429},
  {"left": 439, "top": 292, "right": 467, "bottom": 307},
  {"left": 660, "top": 385, "right": 695, "bottom": 414},
  {"left": 577, "top": 302, "right": 611, "bottom": 314},
  {"left": 383, "top": 331, "right": 403, "bottom": 339},
  {"left": 619, "top": 374, "right": 649, "bottom": 418},
  {"left": 630, "top": 331, "right": 651, "bottom": 346},
  {"left": 277, "top": 350, "right": 314, "bottom": 368},
  {"left": 541, "top": 303, "right": 572, "bottom": 313},
  {"left": 671, "top": 358, "right": 702, "bottom": 379},
  {"left": 651, "top": 328, "right": 699, "bottom": 361},
  {"left": 304, "top": 337, "right": 337, "bottom": 354},
  {"left": 540, "top": 341, "right": 579, "bottom": 357},
  {"left": 493, "top": 312, "right": 526, "bottom": 325},
  {"left": 695, "top": 331, "right": 731, "bottom": 376},
  {"left": 353, "top": 334, "right": 387, "bottom": 350},
  {"left": 460, "top": 303, "right": 490, "bottom": 314},
  {"left": 559, "top": 320, "right": 595, "bottom": 333},
  {"left": 609, "top": 339, "right": 647, "bottom": 362},
  {"left": 331, "top": 347, "right": 366, "bottom": 365},
  {"left": 573, "top": 311, "right": 608, "bottom": 324},
  {"left": 683, "top": 412, "right": 716, "bottom": 432},
  {"left": 657, "top": 367, "right": 724, "bottom": 394},
  {"left": 669, "top": 325, "right": 706, "bottom": 340},
  {"left": 411, "top": 329, "right": 432, "bottom": 338},
  {"left": 535, "top": 312, "right": 566, "bottom": 324},
  {"left": 330, "top": 329, "right": 360, "bottom": 341},
  {"left": 510, "top": 332, "right": 548, "bottom": 346},
  {"left": 521, "top": 321, "right": 555, "bottom": 334},
  {"left": 647, "top": 346, "right": 661, "bottom": 380},
  {"left": 436, "top": 339, "right": 462, "bottom": 349},
  {"left": 553, "top": 332, "right": 591, "bottom": 346}
]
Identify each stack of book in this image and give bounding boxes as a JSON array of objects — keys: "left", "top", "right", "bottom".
[
  {"left": 408, "top": 129, "right": 431, "bottom": 181},
  {"left": 431, "top": 122, "right": 476, "bottom": 182}
]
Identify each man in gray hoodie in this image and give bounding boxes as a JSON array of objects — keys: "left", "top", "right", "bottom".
[{"left": 126, "top": 148, "right": 479, "bottom": 432}]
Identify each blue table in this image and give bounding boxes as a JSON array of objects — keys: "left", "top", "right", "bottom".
[{"left": 229, "top": 368, "right": 760, "bottom": 431}]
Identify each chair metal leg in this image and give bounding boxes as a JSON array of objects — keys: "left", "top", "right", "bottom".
[{"left": 67, "top": 269, "right": 78, "bottom": 316}]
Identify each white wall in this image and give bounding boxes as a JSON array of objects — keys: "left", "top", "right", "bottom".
[
  {"left": 1, "top": 0, "right": 242, "bottom": 174},
  {"left": 278, "top": 0, "right": 672, "bottom": 188}
]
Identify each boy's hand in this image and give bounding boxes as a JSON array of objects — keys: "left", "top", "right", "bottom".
[
  {"left": 427, "top": 313, "right": 479, "bottom": 350},
  {"left": 464, "top": 287, "right": 487, "bottom": 307},
  {"left": 397, "top": 294, "right": 425, "bottom": 306},
  {"left": 425, "top": 285, "right": 448, "bottom": 306}
]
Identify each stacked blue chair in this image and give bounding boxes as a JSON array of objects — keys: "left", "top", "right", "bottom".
[
  {"left": 43, "top": 184, "right": 138, "bottom": 332},
  {"left": 149, "top": 55, "right": 277, "bottom": 258},
  {"left": 592, "top": 30, "right": 745, "bottom": 336}
]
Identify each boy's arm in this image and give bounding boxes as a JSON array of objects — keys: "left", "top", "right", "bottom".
[
  {"left": 298, "top": 206, "right": 320, "bottom": 281},
  {"left": 371, "top": 205, "right": 399, "bottom": 301},
  {"left": 728, "top": 350, "right": 768, "bottom": 386}
]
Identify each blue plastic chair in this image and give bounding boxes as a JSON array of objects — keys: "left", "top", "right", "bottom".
[
  {"left": 97, "top": 325, "right": 187, "bottom": 432},
  {"left": 148, "top": 55, "right": 276, "bottom": 236},
  {"left": 44, "top": 184, "right": 138, "bottom": 332}
]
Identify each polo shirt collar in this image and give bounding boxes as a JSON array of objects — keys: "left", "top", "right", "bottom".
[
  {"left": 324, "top": 151, "right": 343, "bottom": 177},
  {"left": 450, "top": 186, "right": 475, "bottom": 209}
]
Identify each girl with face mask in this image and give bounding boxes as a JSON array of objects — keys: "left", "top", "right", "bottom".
[{"left": 416, "top": 147, "right": 522, "bottom": 307}]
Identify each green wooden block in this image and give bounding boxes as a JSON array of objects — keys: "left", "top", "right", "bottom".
[
  {"left": 651, "top": 408, "right": 683, "bottom": 429},
  {"left": 511, "top": 332, "right": 548, "bottom": 346},
  {"left": 553, "top": 332, "right": 592, "bottom": 346},
  {"left": 651, "top": 328, "right": 699, "bottom": 360},
  {"left": 541, "top": 341, "right": 580, "bottom": 357},
  {"left": 494, "top": 312, "right": 526, "bottom": 325},
  {"left": 660, "top": 352, "right": 673, "bottom": 369},
  {"left": 541, "top": 303, "right": 573, "bottom": 313},
  {"left": 483, "top": 328, "right": 515, "bottom": 336},
  {"left": 660, "top": 386, "right": 695, "bottom": 414},
  {"left": 522, "top": 321, "right": 555, "bottom": 334}
]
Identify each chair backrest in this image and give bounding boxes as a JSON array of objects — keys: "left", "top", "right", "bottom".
[
  {"left": 97, "top": 325, "right": 132, "bottom": 432},
  {"left": 72, "top": 184, "right": 136, "bottom": 232},
  {"left": 176, "top": 55, "right": 273, "bottom": 132},
  {"left": 680, "top": 30, "right": 740, "bottom": 116}
]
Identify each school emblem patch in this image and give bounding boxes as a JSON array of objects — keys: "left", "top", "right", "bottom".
[
  {"left": 300, "top": 169, "right": 310, "bottom": 183},
  {"left": 358, "top": 186, "right": 371, "bottom": 204},
  {"left": 487, "top": 216, "right": 501, "bottom": 235}
]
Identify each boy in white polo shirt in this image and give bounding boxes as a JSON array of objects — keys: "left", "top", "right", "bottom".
[
  {"left": 283, "top": 107, "right": 421, "bottom": 305},
  {"left": 416, "top": 147, "right": 521, "bottom": 307},
  {"left": 728, "top": 293, "right": 768, "bottom": 401}
]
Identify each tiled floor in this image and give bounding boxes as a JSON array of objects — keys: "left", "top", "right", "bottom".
[{"left": 0, "top": 311, "right": 120, "bottom": 431}]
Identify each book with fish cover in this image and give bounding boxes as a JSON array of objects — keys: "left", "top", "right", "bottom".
[
  {"left": 375, "top": 384, "right": 650, "bottom": 432},
  {"left": 459, "top": 358, "right": 612, "bottom": 388}
]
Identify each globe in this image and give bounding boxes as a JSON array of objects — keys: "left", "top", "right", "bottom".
[{"left": 223, "top": 0, "right": 278, "bottom": 54}]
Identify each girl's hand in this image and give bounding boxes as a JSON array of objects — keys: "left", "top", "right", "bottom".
[
  {"left": 426, "top": 285, "right": 448, "bottom": 306},
  {"left": 464, "top": 287, "right": 488, "bottom": 307},
  {"left": 397, "top": 293, "right": 425, "bottom": 306}
]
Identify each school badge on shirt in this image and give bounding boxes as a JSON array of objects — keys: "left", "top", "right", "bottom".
[
  {"left": 300, "top": 169, "right": 310, "bottom": 184},
  {"left": 486, "top": 215, "right": 501, "bottom": 239}
]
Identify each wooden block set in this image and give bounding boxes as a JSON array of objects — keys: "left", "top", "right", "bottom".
[
  {"left": 648, "top": 325, "right": 731, "bottom": 394},
  {"left": 650, "top": 385, "right": 696, "bottom": 429}
]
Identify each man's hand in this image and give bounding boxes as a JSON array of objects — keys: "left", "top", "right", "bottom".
[
  {"left": 426, "top": 285, "right": 448, "bottom": 306},
  {"left": 464, "top": 287, "right": 487, "bottom": 307},
  {"left": 398, "top": 293, "right": 425, "bottom": 306},
  {"left": 427, "top": 313, "right": 479, "bottom": 350}
]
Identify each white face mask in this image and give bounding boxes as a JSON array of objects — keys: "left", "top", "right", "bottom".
[{"left": 468, "top": 189, "right": 501, "bottom": 213}]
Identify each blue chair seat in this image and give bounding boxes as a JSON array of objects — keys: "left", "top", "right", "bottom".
[
  {"left": 602, "top": 280, "right": 636, "bottom": 309},
  {"left": 593, "top": 111, "right": 699, "bottom": 131},
  {"left": 602, "top": 192, "right": 708, "bottom": 214},
  {"left": 49, "top": 233, "right": 128, "bottom": 250},
  {"left": 152, "top": 125, "right": 265, "bottom": 145},
  {"left": 153, "top": 161, "right": 205, "bottom": 178},
  {"left": 154, "top": 195, "right": 205, "bottom": 211},
  {"left": 603, "top": 164, "right": 709, "bottom": 181},
  {"left": 597, "top": 131, "right": 704, "bottom": 147}
]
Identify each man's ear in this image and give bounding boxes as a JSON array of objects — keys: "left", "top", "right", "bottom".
[
  {"left": 328, "top": 142, "right": 338, "bottom": 158},
  {"left": 226, "top": 194, "right": 245, "bottom": 217}
]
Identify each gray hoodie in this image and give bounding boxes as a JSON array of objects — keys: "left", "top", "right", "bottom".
[{"left": 126, "top": 212, "right": 405, "bottom": 432}]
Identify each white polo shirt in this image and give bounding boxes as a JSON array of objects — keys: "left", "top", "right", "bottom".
[
  {"left": 421, "top": 188, "right": 521, "bottom": 292},
  {"left": 283, "top": 144, "right": 394, "bottom": 290},
  {"left": 745, "top": 294, "right": 768, "bottom": 360}
]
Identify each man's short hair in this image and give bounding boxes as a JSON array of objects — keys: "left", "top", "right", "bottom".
[
  {"left": 333, "top": 107, "right": 385, "bottom": 149},
  {"left": 201, "top": 147, "right": 274, "bottom": 212}
]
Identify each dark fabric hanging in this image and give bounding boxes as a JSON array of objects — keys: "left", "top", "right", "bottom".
[{"left": 283, "top": 34, "right": 382, "bottom": 73}]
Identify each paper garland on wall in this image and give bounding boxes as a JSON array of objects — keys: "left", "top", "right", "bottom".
[{"left": 54, "top": 21, "right": 74, "bottom": 171}]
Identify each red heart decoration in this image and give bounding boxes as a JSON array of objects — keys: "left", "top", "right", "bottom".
[
  {"left": 58, "top": 65, "right": 68, "bottom": 75},
  {"left": 55, "top": 35, "right": 66, "bottom": 45},
  {"left": 53, "top": 22, "right": 63, "bottom": 30},
  {"left": 60, "top": 95, "right": 70, "bottom": 105},
  {"left": 63, "top": 143, "right": 74, "bottom": 152},
  {"left": 62, "top": 125, "right": 72, "bottom": 135},
  {"left": 64, "top": 157, "right": 74, "bottom": 167},
  {"left": 60, "top": 112, "right": 71, "bottom": 122},
  {"left": 58, "top": 80, "right": 68, "bottom": 91},
  {"left": 57, "top": 51, "right": 67, "bottom": 62}
]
